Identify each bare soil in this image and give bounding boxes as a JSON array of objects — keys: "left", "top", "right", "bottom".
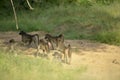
[{"left": 0, "top": 31, "right": 120, "bottom": 80}]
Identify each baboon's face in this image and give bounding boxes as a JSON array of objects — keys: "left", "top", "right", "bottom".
[
  {"left": 45, "top": 34, "right": 50, "bottom": 38},
  {"left": 19, "top": 31, "right": 26, "bottom": 35},
  {"left": 9, "top": 39, "right": 15, "bottom": 43},
  {"left": 45, "top": 34, "right": 51, "bottom": 41},
  {"left": 57, "top": 34, "right": 64, "bottom": 45},
  {"left": 57, "top": 37, "right": 63, "bottom": 42},
  {"left": 39, "top": 39, "right": 44, "bottom": 44}
]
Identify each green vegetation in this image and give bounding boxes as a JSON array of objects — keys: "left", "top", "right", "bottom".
[
  {"left": 0, "top": 50, "right": 87, "bottom": 80},
  {"left": 0, "top": 0, "right": 120, "bottom": 45}
]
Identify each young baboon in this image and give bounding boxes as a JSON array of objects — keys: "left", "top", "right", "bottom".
[
  {"left": 36, "top": 39, "right": 50, "bottom": 57},
  {"left": 45, "top": 34, "right": 64, "bottom": 50},
  {"left": 58, "top": 44, "right": 72, "bottom": 64},
  {"left": 19, "top": 31, "right": 39, "bottom": 48},
  {"left": 39, "top": 39, "right": 50, "bottom": 53},
  {"left": 64, "top": 44, "right": 72, "bottom": 64},
  {"left": 52, "top": 52, "right": 62, "bottom": 62},
  {"left": 9, "top": 39, "right": 16, "bottom": 53}
]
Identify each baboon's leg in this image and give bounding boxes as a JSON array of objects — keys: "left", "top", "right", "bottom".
[
  {"left": 35, "top": 46, "right": 40, "bottom": 57},
  {"left": 45, "top": 44, "right": 50, "bottom": 53},
  {"left": 68, "top": 54, "right": 71, "bottom": 64},
  {"left": 51, "top": 42, "right": 54, "bottom": 50},
  {"left": 68, "top": 55, "right": 72, "bottom": 64},
  {"left": 63, "top": 51, "right": 67, "bottom": 63},
  {"left": 65, "top": 53, "right": 67, "bottom": 63},
  {"left": 68, "top": 45, "right": 72, "bottom": 64}
]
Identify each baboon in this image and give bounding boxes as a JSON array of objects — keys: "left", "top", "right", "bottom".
[
  {"left": 52, "top": 52, "right": 62, "bottom": 62},
  {"left": 9, "top": 39, "right": 15, "bottom": 43},
  {"left": 19, "top": 31, "right": 39, "bottom": 48},
  {"left": 9, "top": 39, "right": 16, "bottom": 53},
  {"left": 36, "top": 39, "right": 50, "bottom": 57},
  {"left": 58, "top": 44, "right": 72, "bottom": 64},
  {"left": 39, "top": 39, "right": 50, "bottom": 53},
  {"left": 64, "top": 44, "right": 72, "bottom": 64},
  {"left": 45, "top": 34, "right": 64, "bottom": 50}
]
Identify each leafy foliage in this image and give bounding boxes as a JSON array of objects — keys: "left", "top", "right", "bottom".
[{"left": 0, "top": 0, "right": 120, "bottom": 45}]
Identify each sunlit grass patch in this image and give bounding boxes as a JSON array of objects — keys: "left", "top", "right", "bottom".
[{"left": 0, "top": 50, "right": 87, "bottom": 80}]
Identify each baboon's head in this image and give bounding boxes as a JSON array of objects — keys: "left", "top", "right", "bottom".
[
  {"left": 68, "top": 44, "right": 71, "bottom": 48},
  {"left": 45, "top": 34, "right": 51, "bottom": 41},
  {"left": 39, "top": 39, "right": 44, "bottom": 43},
  {"left": 19, "top": 31, "right": 26, "bottom": 35},
  {"left": 9, "top": 39, "right": 15, "bottom": 43},
  {"left": 57, "top": 34, "right": 64, "bottom": 42},
  {"left": 58, "top": 34, "right": 63, "bottom": 37}
]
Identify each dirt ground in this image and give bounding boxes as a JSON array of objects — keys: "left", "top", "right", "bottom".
[{"left": 0, "top": 31, "right": 120, "bottom": 80}]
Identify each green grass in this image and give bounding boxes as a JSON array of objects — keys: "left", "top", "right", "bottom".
[
  {"left": 0, "top": 1, "right": 120, "bottom": 45},
  {"left": 0, "top": 50, "right": 87, "bottom": 80}
]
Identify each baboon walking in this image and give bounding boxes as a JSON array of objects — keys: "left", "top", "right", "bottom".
[
  {"left": 52, "top": 52, "right": 62, "bottom": 62},
  {"left": 19, "top": 31, "right": 39, "bottom": 48},
  {"left": 8, "top": 39, "right": 16, "bottom": 53},
  {"left": 45, "top": 34, "right": 64, "bottom": 50},
  {"left": 36, "top": 39, "right": 50, "bottom": 57},
  {"left": 63, "top": 44, "right": 72, "bottom": 64},
  {"left": 57, "top": 43, "right": 72, "bottom": 64}
]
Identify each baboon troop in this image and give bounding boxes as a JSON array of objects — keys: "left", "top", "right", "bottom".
[{"left": 8, "top": 30, "right": 72, "bottom": 64}]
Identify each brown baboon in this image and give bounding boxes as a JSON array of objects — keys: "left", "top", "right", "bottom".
[
  {"left": 58, "top": 44, "right": 72, "bottom": 64},
  {"left": 45, "top": 34, "right": 64, "bottom": 50},
  {"left": 19, "top": 31, "right": 39, "bottom": 48},
  {"left": 39, "top": 39, "right": 50, "bottom": 53},
  {"left": 36, "top": 39, "right": 50, "bottom": 57},
  {"left": 9, "top": 39, "right": 16, "bottom": 53},
  {"left": 64, "top": 44, "right": 72, "bottom": 64},
  {"left": 9, "top": 39, "right": 15, "bottom": 43},
  {"left": 52, "top": 52, "right": 62, "bottom": 62}
]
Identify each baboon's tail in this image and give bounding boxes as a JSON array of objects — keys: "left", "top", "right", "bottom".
[{"left": 68, "top": 44, "right": 72, "bottom": 64}]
